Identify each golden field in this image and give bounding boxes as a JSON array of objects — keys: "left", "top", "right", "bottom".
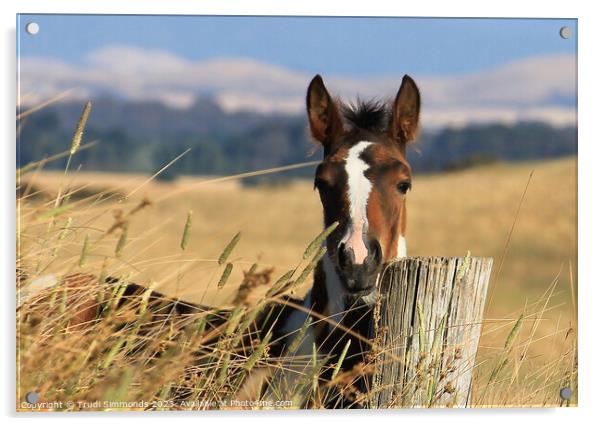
[
  {"left": 19, "top": 157, "right": 577, "bottom": 309},
  {"left": 17, "top": 156, "right": 577, "bottom": 407}
]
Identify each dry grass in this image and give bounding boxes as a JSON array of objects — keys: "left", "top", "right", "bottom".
[{"left": 17, "top": 122, "right": 577, "bottom": 409}]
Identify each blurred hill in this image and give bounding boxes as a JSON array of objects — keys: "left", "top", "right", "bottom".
[
  {"left": 20, "top": 51, "right": 576, "bottom": 127},
  {"left": 17, "top": 97, "right": 577, "bottom": 180}
]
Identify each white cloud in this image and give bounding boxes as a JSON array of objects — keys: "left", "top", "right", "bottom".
[{"left": 19, "top": 45, "right": 576, "bottom": 127}]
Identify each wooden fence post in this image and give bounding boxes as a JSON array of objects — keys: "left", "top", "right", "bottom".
[{"left": 370, "top": 256, "right": 493, "bottom": 408}]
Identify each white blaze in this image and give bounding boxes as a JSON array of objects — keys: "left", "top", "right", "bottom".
[{"left": 343, "top": 141, "right": 373, "bottom": 264}]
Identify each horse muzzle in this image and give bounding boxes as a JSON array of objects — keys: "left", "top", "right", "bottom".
[{"left": 336, "top": 239, "right": 383, "bottom": 304}]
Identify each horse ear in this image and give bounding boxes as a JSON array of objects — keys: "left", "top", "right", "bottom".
[
  {"left": 306, "top": 75, "right": 344, "bottom": 149},
  {"left": 390, "top": 75, "right": 421, "bottom": 143}
]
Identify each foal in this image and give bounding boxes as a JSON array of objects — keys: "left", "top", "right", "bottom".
[{"left": 262, "top": 74, "right": 421, "bottom": 407}]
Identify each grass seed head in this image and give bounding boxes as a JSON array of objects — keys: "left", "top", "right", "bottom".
[
  {"left": 180, "top": 210, "right": 193, "bottom": 251},
  {"left": 70, "top": 101, "right": 92, "bottom": 155},
  {"left": 302, "top": 221, "right": 339, "bottom": 260},
  {"left": 218, "top": 262, "right": 234, "bottom": 288},
  {"left": 218, "top": 232, "right": 241, "bottom": 265}
]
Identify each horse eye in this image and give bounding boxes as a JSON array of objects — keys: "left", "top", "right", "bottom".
[{"left": 396, "top": 181, "right": 412, "bottom": 195}]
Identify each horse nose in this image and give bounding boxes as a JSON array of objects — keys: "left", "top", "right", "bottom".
[
  {"left": 338, "top": 244, "right": 356, "bottom": 270},
  {"left": 338, "top": 240, "right": 383, "bottom": 293},
  {"left": 365, "top": 239, "right": 383, "bottom": 269},
  {"left": 338, "top": 239, "right": 383, "bottom": 271}
]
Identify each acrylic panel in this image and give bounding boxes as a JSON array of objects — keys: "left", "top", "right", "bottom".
[{"left": 16, "top": 15, "right": 577, "bottom": 411}]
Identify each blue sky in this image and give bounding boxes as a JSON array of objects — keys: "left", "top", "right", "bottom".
[{"left": 17, "top": 14, "right": 576, "bottom": 77}]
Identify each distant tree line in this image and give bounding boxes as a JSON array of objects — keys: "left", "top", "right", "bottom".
[
  {"left": 17, "top": 97, "right": 577, "bottom": 182},
  {"left": 408, "top": 122, "right": 577, "bottom": 173}
]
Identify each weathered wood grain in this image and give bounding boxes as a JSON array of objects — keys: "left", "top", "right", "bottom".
[{"left": 370, "top": 256, "right": 492, "bottom": 408}]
